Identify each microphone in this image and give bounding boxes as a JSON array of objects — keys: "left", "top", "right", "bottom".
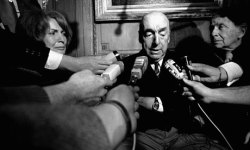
[
  {"left": 164, "top": 59, "right": 184, "bottom": 80},
  {"left": 181, "top": 56, "right": 193, "bottom": 80},
  {"left": 104, "top": 50, "right": 121, "bottom": 63},
  {"left": 129, "top": 56, "right": 148, "bottom": 85},
  {"left": 101, "top": 61, "right": 124, "bottom": 81},
  {"left": 164, "top": 56, "right": 193, "bottom": 80}
]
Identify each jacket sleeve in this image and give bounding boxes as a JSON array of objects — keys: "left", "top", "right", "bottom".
[
  {"left": 0, "top": 85, "right": 50, "bottom": 104},
  {"left": 0, "top": 28, "right": 50, "bottom": 71},
  {"left": 0, "top": 103, "right": 111, "bottom": 150}
]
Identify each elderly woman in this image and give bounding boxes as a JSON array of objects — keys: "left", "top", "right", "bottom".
[{"left": 179, "top": 6, "right": 249, "bottom": 150}]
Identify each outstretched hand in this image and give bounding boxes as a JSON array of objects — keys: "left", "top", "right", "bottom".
[
  {"left": 182, "top": 78, "right": 213, "bottom": 103},
  {"left": 187, "top": 63, "right": 221, "bottom": 83},
  {"left": 46, "top": 69, "right": 115, "bottom": 104},
  {"left": 75, "top": 56, "right": 113, "bottom": 74}
]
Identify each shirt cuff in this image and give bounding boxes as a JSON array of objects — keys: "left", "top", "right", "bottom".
[
  {"left": 156, "top": 97, "right": 164, "bottom": 112},
  {"left": 219, "top": 62, "right": 243, "bottom": 86},
  {"left": 44, "top": 50, "right": 63, "bottom": 70}
]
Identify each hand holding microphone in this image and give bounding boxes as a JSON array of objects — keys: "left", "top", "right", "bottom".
[
  {"left": 101, "top": 61, "right": 124, "bottom": 81},
  {"left": 101, "top": 55, "right": 148, "bottom": 86}
]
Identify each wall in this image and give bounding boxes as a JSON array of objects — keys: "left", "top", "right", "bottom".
[
  {"left": 95, "top": 20, "right": 211, "bottom": 56},
  {"left": 47, "top": 0, "right": 94, "bottom": 56},
  {"left": 46, "top": 0, "right": 250, "bottom": 57},
  {"left": 47, "top": 0, "right": 217, "bottom": 57}
]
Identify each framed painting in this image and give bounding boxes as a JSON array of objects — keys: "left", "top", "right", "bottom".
[{"left": 95, "top": 0, "right": 223, "bottom": 21}]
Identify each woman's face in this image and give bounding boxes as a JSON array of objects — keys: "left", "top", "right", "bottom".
[
  {"left": 211, "top": 16, "right": 244, "bottom": 51},
  {"left": 43, "top": 18, "right": 67, "bottom": 54}
]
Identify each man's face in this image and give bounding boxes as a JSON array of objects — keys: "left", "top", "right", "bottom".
[
  {"left": 142, "top": 12, "right": 170, "bottom": 62},
  {"left": 211, "top": 16, "right": 243, "bottom": 51}
]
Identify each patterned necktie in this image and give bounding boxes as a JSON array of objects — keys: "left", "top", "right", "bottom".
[{"left": 154, "top": 62, "right": 160, "bottom": 76}]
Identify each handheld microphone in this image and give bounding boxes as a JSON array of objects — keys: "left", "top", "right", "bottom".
[
  {"left": 129, "top": 56, "right": 148, "bottom": 85},
  {"left": 164, "top": 56, "right": 193, "bottom": 80},
  {"left": 101, "top": 61, "right": 124, "bottom": 81},
  {"left": 165, "top": 59, "right": 184, "bottom": 80},
  {"left": 182, "top": 56, "right": 193, "bottom": 80},
  {"left": 104, "top": 50, "right": 121, "bottom": 63}
]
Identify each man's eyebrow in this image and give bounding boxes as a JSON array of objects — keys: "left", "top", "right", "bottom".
[
  {"left": 49, "top": 28, "right": 59, "bottom": 32},
  {"left": 144, "top": 29, "right": 154, "bottom": 33},
  {"left": 158, "top": 27, "right": 168, "bottom": 32},
  {"left": 144, "top": 27, "right": 168, "bottom": 33}
]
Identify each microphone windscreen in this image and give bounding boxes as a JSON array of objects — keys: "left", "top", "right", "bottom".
[
  {"left": 104, "top": 50, "right": 121, "bottom": 63},
  {"left": 129, "top": 56, "right": 148, "bottom": 84},
  {"left": 164, "top": 59, "right": 184, "bottom": 80},
  {"left": 101, "top": 61, "right": 124, "bottom": 80}
]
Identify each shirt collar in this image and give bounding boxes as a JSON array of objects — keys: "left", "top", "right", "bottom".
[{"left": 151, "top": 58, "right": 163, "bottom": 69}]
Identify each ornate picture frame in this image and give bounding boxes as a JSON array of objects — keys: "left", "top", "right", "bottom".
[{"left": 95, "top": 0, "right": 223, "bottom": 21}]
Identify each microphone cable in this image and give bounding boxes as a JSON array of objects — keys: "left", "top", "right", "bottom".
[
  {"left": 196, "top": 102, "right": 234, "bottom": 150},
  {"left": 180, "top": 56, "right": 234, "bottom": 150},
  {"left": 132, "top": 133, "right": 136, "bottom": 150}
]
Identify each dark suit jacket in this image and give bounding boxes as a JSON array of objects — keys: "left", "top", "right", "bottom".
[
  {"left": 117, "top": 50, "right": 195, "bottom": 132},
  {"left": 0, "top": 28, "right": 71, "bottom": 86},
  {"left": 16, "top": 0, "right": 41, "bottom": 14},
  {"left": 0, "top": 28, "right": 49, "bottom": 71}
]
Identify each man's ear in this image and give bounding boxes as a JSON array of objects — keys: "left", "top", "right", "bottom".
[{"left": 239, "top": 23, "right": 248, "bottom": 38}]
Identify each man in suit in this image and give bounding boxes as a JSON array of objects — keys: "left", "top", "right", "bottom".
[{"left": 116, "top": 11, "right": 227, "bottom": 150}]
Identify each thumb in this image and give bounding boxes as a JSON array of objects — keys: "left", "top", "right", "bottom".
[{"left": 183, "top": 78, "right": 193, "bottom": 86}]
